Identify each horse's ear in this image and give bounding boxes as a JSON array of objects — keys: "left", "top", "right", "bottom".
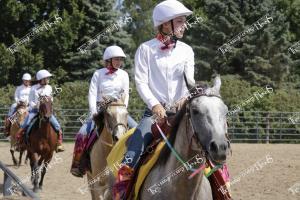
[
  {"left": 184, "top": 72, "right": 195, "bottom": 92},
  {"left": 211, "top": 75, "right": 221, "bottom": 95},
  {"left": 119, "top": 93, "right": 125, "bottom": 104}
]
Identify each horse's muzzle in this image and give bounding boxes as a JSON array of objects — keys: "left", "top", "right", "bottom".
[{"left": 207, "top": 139, "right": 230, "bottom": 164}]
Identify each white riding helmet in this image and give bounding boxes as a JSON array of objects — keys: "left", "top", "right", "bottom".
[
  {"left": 103, "top": 45, "right": 126, "bottom": 61},
  {"left": 153, "top": 0, "right": 193, "bottom": 27},
  {"left": 22, "top": 73, "right": 31, "bottom": 81},
  {"left": 36, "top": 69, "right": 52, "bottom": 81}
]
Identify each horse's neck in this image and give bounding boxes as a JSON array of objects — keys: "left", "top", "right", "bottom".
[
  {"left": 165, "top": 114, "right": 204, "bottom": 192},
  {"left": 17, "top": 108, "right": 27, "bottom": 123},
  {"left": 172, "top": 114, "right": 200, "bottom": 161}
]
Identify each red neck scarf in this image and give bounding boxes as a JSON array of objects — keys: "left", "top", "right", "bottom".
[
  {"left": 156, "top": 33, "right": 175, "bottom": 50},
  {"left": 106, "top": 66, "right": 118, "bottom": 75}
]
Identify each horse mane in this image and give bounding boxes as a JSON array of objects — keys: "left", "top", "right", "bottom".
[
  {"left": 39, "top": 96, "right": 53, "bottom": 118},
  {"left": 92, "top": 97, "right": 125, "bottom": 129},
  {"left": 157, "top": 83, "right": 209, "bottom": 165},
  {"left": 93, "top": 112, "right": 105, "bottom": 130},
  {"left": 157, "top": 102, "right": 188, "bottom": 165},
  {"left": 15, "top": 103, "right": 26, "bottom": 110}
]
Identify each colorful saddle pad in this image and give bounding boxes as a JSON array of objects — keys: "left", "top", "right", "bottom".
[{"left": 106, "top": 128, "right": 166, "bottom": 200}]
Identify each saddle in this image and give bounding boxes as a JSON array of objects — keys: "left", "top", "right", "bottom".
[
  {"left": 108, "top": 115, "right": 177, "bottom": 200},
  {"left": 151, "top": 115, "right": 175, "bottom": 140},
  {"left": 24, "top": 115, "right": 59, "bottom": 144},
  {"left": 79, "top": 129, "right": 98, "bottom": 174},
  {"left": 24, "top": 116, "right": 38, "bottom": 144},
  {"left": 79, "top": 114, "right": 106, "bottom": 174}
]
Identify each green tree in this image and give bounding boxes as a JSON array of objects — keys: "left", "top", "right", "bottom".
[
  {"left": 64, "top": 0, "right": 135, "bottom": 81},
  {"left": 183, "top": 0, "right": 293, "bottom": 88}
]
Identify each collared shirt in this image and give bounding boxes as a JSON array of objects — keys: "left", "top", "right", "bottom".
[
  {"left": 88, "top": 68, "right": 129, "bottom": 115},
  {"left": 14, "top": 84, "right": 31, "bottom": 104},
  {"left": 135, "top": 38, "right": 195, "bottom": 110},
  {"left": 29, "top": 84, "right": 53, "bottom": 109}
]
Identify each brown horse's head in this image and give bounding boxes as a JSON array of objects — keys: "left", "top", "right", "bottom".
[{"left": 38, "top": 96, "right": 53, "bottom": 119}]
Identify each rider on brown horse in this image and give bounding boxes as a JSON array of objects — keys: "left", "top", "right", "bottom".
[
  {"left": 4, "top": 73, "right": 31, "bottom": 136},
  {"left": 15, "top": 69, "right": 64, "bottom": 152}
]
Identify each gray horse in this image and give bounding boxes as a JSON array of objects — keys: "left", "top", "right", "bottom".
[{"left": 108, "top": 75, "right": 230, "bottom": 200}]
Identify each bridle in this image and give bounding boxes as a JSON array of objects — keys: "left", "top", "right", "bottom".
[
  {"left": 14, "top": 107, "right": 27, "bottom": 127},
  {"left": 102, "top": 102, "right": 128, "bottom": 145},
  {"left": 155, "top": 85, "right": 230, "bottom": 176},
  {"left": 186, "top": 86, "right": 231, "bottom": 164}
]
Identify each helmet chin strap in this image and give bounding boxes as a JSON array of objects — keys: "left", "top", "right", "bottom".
[
  {"left": 109, "top": 58, "right": 121, "bottom": 69},
  {"left": 110, "top": 59, "right": 113, "bottom": 68},
  {"left": 40, "top": 77, "right": 50, "bottom": 85},
  {"left": 158, "top": 20, "right": 178, "bottom": 49},
  {"left": 170, "top": 19, "right": 178, "bottom": 48}
]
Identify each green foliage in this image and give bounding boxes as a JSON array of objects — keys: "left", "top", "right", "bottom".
[
  {"left": 65, "top": 0, "right": 135, "bottom": 80},
  {"left": 221, "top": 75, "right": 300, "bottom": 113},
  {"left": 0, "top": 0, "right": 299, "bottom": 116},
  {"left": 0, "top": 0, "right": 134, "bottom": 84},
  {"left": 0, "top": 85, "right": 15, "bottom": 108},
  {"left": 53, "top": 81, "right": 89, "bottom": 109}
]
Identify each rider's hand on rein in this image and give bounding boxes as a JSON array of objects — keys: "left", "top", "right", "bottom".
[{"left": 152, "top": 104, "right": 167, "bottom": 119}]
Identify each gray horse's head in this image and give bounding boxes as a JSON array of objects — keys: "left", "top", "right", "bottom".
[{"left": 185, "top": 75, "right": 230, "bottom": 164}]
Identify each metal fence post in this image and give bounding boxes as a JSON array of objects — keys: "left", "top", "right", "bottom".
[
  {"left": 280, "top": 112, "right": 282, "bottom": 140},
  {"left": 256, "top": 112, "right": 259, "bottom": 142},
  {"left": 0, "top": 161, "right": 40, "bottom": 200},
  {"left": 3, "top": 172, "right": 13, "bottom": 196},
  {"left": 266, "top": 112, "right": 270, "bottom": 144}
]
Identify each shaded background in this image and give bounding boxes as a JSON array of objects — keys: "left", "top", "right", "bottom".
[{"left": 0, "top": 0, "right": 299, "bottom": 123}]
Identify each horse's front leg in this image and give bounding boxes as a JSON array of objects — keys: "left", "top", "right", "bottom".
[
  {"left": 10, "top": 149, "right": 17, "bottom": 166},
  {"left": 25, "top": 151, "right": 29, "bottom": 165},
  {"left": 30, "top": 153, "right": 40, "bottom": 192},
  {"left": 18, "top": 149, "right": 24, "bottom": 166},
  {"left": 39, "top": 152, "right": 53, "bottom": 190}
]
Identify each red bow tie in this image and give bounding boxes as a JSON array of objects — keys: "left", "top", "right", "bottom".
[
  {"left": 106, "top": 66, "right": 118, "bottom": 75},
  {"left": 156, "top": 33, "right": 175, "bottom": 50}
]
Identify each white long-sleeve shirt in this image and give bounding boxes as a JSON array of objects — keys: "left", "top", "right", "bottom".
[
  {"left": 88, "top": 68, "right": 129, "bottom": 115},
  {"left": 29, "top": 84, "right": 53, "bottom": 109},
  {"left": 14, "top": 84, "right": 31, "bottom": 103},
  {"left": 135, "top": 38, "right": 195, "bottom": 110}
]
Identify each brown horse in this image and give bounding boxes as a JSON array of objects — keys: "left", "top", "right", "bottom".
[
  {"left": 8, "top": 102, "right": 28, "bottom": 166},
  {"left": 26, "top": 96, "right": 58, "bottom": 192},
  {"left": 87, "top": 96, "right": 128, "bottom": 200}
]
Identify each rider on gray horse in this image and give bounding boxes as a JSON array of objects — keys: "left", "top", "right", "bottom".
[{"left": 113, "top": 0, "right": 195, "bottom": 198}]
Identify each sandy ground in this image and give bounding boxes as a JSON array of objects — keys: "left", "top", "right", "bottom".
[{"left": 0, "top": 143, "right": 299, "bottom": 200}]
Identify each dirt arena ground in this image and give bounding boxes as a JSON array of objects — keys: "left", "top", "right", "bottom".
[{"left": 0, "top": 143, "right": 299, "bottom": 200}]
